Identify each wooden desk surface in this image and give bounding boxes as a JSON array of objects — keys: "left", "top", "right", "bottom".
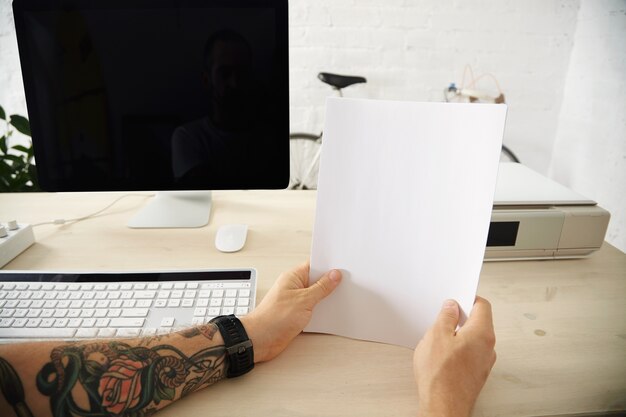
[{"left": 1, "top": 191, "right": 625, "bottom": 417}]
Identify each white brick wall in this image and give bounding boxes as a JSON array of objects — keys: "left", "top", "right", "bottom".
[
  {"left": 550, "top": 0, "right": 626, "bottom": 252},
  {"left": 288, "top": 0, "right": 580, "bottom": 175}
]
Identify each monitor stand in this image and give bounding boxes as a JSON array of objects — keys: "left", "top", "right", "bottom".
[{"left": 127, "top": 191, "right": 212, "bottom": 228}]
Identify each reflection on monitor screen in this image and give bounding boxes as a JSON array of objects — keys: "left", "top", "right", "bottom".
[{"left": 13, "top": 0, "right": 289, "bottom": 227}]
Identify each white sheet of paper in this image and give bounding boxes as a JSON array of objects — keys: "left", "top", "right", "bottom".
[{"left": 306, "top": 98, "right": 507, "bottom": 348}]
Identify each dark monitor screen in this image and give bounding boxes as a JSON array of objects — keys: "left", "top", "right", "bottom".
[{"left": 13, "top": 0, "right": 289, "bottom": 192}]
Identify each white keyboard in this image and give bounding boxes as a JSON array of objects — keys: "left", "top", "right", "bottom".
[{"left": 0, "top": 269, "right": 256, "bottom": 343}]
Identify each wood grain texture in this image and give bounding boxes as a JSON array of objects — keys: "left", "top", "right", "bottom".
[{"left": 1, "top": 191, "right": 625, "bottom": 417}]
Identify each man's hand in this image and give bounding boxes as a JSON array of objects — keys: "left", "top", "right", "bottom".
[
  {"left": 240, "top": 262, "right": 342, "bottom": 363},
  {"left": 414, "top": 297, "right": 496, "bottom": 417}
]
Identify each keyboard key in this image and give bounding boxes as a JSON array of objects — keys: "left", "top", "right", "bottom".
[
  {"left": 0, "top": 309, "right": 15, "bottom": 318},
  {"left": 222, "top": 307, "right": 234, "bottom": 315},
  {"left": 44, "top": 300, "right": 58, "bottom": 308},
  {"left": 194, "top": 308, "right": 206, "bottom": 316},
  {"left": 40, "top": 318, "right": 55, "bottom": 327},
  {"left": 98, "top": 328, "right": 116, "bottom": 337},
  {"left": 17, "top": 300, "right": 32, "bottom": 309},
  {"left": 94, "top": 309, "right": 108, "bottom": 318},
  {"left": 213, "top": 290, "right": 224, "bottom": 298},
  {"left": 40, "top": 309, "right": 54, "bottom": 318},
  {"left": 0, "top": 318, "right": 14, "bottom": 327},
  {"left": 174, "top": 283, "right": 185, "bottom": 289},
  {"left": 81, "top": 309, "right": 95, "bottom": 318},
  {"left": 208, "top": 307, "right": 220, "bottom": 316},
  {"left": 121, "top": 308, "right": 149, "bottom": 317},
  {"left": 13, "top": 318, "right": 27, "bottom": 327},
  {"left": 82, "top": 318, "right": 96, "bottom": 327},
  {"left": 225, "top": 289, "right": 237, "bottom": 298},
  {"left": 76, "top": 328, "right": 99, "bottom": 338},
  {"left": 199, "top": 290, "right": 211, "bottom": 298},
  {"left": 122, "top": 300, "right": 136, "bottom": 308},
  {"left": 224, "top": 298, "right": 236, "bottom": 307},
  {"left": 167, "top": 299, "right": 181, "bottom": 308},
  {"left": 236, "top": 307, "right": 249, "bottom": 315},
  {"left": 26, "top": 309, "right": 41, "bottom": 318},
  {"left": 70, "top": 300, "right": 84, "bottom": 308},
  {"left": 109, "top": 309, "right": 122, "bottom": 317},
  {"left": 67, "top": 310, "right": 81, "bottom": 318},
  {"left": 181, "top": 299, "right": 194, "bottom": 308},
  {"left": 14, "top": 310, "right": 28, "bottom": 318},
  {"left": 147, "top": 283, "right": 159, "bottom": 290},
  {"left": 154, "top": 300, "right": 167, "bottom": 308},
  {"left": 26, "top": 318, "right": 41, "bottom": 327},
  {"left": 135, "top": 291, "right": 156, "bottom": 299},
  {"left": 68, "top": 318, "right": 82, "bottom": 327},
  {"left": 0, "top": 328, "right": 76, "bottom": 338},
  {"left": 210, "top": 298, "right": 223, "bottom": 307},
  {"left": 160, "top": 317, "right": 175, "bottom": 327},
  {"left": 116, "top": 328, "right": 141, "bottom": 337},
  {"left": 133, "top": 283, "right": 146, "bottom": 290},
  {"left": 53, "top": 318, "right": 69, "bottom": 327},
  {"left": 187, "top": 282, "right": 198, "bottom": 289},
  {"left": 53, "top": 309, "right": 68, "bottom": 318},
  {"left": 95, "top": 318, "right": 110, "bottom": 327},
  {"left": 136, "top": 300, "right": 152, "bottom": 308},
  {"left": 158, "top": 291, "right": 170, "bottom": 298},
  {"left": 238, "top": 298, "right": 250, "bottom": 306},
  {"left": 111, "top": 318, "right": 145, "bottom": 327},
  {"left": 120, "top": 284, "right": 132, "bottom": 290},
  {"left": 197, "top": 299, "right": 209, "bottom": 307}
]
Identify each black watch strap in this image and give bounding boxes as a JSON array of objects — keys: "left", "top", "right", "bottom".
[{"left": 209, "top": 315, "right": 254, "bottom": 378}]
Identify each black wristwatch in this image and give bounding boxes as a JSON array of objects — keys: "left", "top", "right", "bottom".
[{"left": 209, "top": 315, "right": 254, "bottom": 378}]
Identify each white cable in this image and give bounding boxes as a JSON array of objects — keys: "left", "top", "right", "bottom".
[{"left": 31, "top": 193, "right": 154, "bottom": 228}]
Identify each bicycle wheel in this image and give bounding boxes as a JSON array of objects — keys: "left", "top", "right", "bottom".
[{"left": 289, "top": 133, "right": 322, "bottom": 190}]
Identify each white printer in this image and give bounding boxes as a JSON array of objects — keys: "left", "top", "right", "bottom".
[{"left": 485, "top": 163, "right": 610, "bottom": 261}]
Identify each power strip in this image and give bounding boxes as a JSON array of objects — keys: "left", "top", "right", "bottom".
[{"left": 0, "top": 222, "right": 35, "bottom": 268}]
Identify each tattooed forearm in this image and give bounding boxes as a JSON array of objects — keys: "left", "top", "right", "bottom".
[
  {"left": 179, "top": 323, "right": 219, "bottom": 340},
  {"left": 0, "top": 357, "right": 34, "bottom": 417},
  {"left": 0, "top": 325, "right": 227, "bottom": 417}
]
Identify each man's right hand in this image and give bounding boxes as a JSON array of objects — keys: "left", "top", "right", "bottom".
[{"left": 413, "top": 297, "right": 496, "bottom": 417}]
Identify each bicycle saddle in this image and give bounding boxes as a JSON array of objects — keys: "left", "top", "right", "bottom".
[{"left": 318, "top": 72, "right": 367, "bottom": 89}]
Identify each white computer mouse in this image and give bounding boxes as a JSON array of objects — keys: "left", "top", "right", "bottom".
[{"left": 215, "top": 224, "right": 248, "bottom": 253}]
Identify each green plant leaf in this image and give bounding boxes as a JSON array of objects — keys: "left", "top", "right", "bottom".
[
  {"left": 0, "top": 105, "right": 5, "bottom": 120},
  {"left": 9, "top": 115, "right": 31, "bottom": 136},
  {"left": 2, "top": 154, "right": 23, "bottom": 164},
  {"left": 0, "top": 135, "right": 7, "bottom": 154},
  {"left": 12, "top": 145, "right": 30, "bottom": 154}
]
